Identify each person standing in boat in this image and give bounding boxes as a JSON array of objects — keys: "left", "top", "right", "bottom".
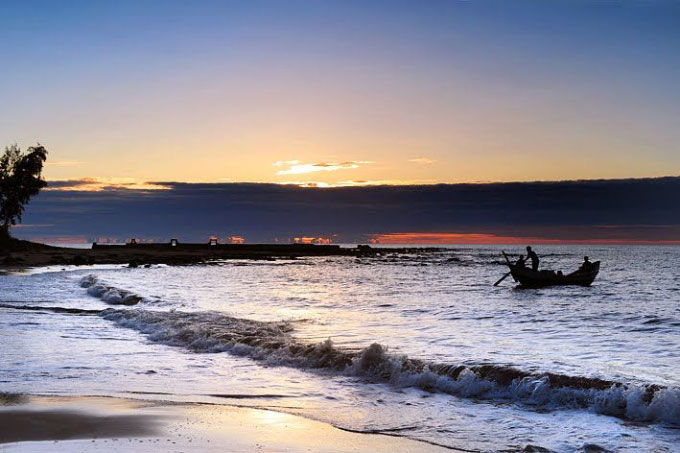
[
  {"left": 580, "top": 256, "right": 592, "bottom": 271},
  {"left": 526, "top": 246, "right": 539, "bottom": 270}
]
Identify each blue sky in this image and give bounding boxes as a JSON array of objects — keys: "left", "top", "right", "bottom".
[{"left": 2, "top": 0, "right": 679, "bottom": 185}]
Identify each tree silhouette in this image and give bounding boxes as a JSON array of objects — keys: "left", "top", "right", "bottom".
[{"left": 0, "top": 144, "right": 48, "bottom": 240}]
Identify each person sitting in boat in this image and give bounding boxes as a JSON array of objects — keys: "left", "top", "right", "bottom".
[
  {"left": 515, "top": 255, "right": 527, "bottom": 268},
  {"left": 580, "top": 256, "right": 592, "bottom": 271},
  {"left": 526, "top": 246, "right": 539, "bottom": 270}
]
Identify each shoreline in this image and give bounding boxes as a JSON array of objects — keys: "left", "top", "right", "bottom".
[
  {"left": 0, "top": 394, "right": 452, "bottom": 452},
  {"left": 0, "top": 238, "right": 446, "bottom": 268}
]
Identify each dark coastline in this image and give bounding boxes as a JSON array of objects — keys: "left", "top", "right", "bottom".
[{"left": 0, "top": 238, "right": 442, "bottom": 268}]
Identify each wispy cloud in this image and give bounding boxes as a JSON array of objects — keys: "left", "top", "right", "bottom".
[
  {"left": 275, "top": 160, "right": 373, "bottom": 175},
  {"left": 45, "top": 160, "right": 85, "bottom": 167},
  {"left": 408, "top": 157, "right": 436, "bottom": 165},
  {"left": 11, "top": 223, "right": 54, "bottom": 228},
  {"left": 274, "top": 160, "right": 302, "bottom": 167}
]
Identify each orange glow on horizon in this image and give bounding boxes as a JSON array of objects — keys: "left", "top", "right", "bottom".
[
  {"left": 371, "top": 232, "right": 680, "bottom": 245},
  {"left": 294, "top": 237, "right": 332, "bottom": 245},
  {"left": 30, "top": 236, "right": 90, "bottom": 245}
]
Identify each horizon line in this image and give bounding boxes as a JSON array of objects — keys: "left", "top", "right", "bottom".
[
  {"left": 21, "top": 234, "right": 680, "bottom": 247},
  {"left": 43, "top": 174, "right": 680, "bottom": 191}
]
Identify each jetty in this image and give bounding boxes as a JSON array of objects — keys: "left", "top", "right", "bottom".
[{"left": 0, "top": 238, "right": 425, "bottom": 268}]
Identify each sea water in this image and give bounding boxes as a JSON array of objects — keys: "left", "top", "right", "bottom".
[{"left": 1, "top": 245, "right": 679, "bottom": 452}]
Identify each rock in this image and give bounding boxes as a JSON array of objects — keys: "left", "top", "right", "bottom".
[{"left": 71, "top": 255, "right": 86, "bottom": 265}]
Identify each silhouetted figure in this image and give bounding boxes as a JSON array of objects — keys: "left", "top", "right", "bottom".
[
  {"left": 580, "top": 256, "right": 592, "bottom": 271},
  {"left": 515, "top": 255, "right": 527, "bottom": 268},
  {"left": 526, "top": 246, "right": 539, "bottom": 271}
]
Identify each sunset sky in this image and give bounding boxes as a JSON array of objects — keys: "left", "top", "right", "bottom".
[
  {"left": 2, "top": 0, "right": 679, "bottom": 187},
  {"left": 2, "top": 1, "right": 680, "bottom": 243}
]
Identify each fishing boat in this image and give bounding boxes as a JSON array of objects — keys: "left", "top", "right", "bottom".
[{"left": 501, "top": 253, "right": 600, "bottom": 288}]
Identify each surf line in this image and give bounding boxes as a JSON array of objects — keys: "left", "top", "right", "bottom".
[{"left": 0, "top": 303, "right": 103, "bottom": 315}]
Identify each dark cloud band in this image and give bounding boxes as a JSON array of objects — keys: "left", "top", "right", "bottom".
[{"left": 17, "top": 177, "right": 680, "bottom": 243}]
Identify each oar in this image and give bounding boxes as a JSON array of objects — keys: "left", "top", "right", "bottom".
[
  {"left": 495, "top": 251, "right": 515, "bottom": 286},
  {"left": 494, "top": 272, "right": 511, "bottom": 286}
]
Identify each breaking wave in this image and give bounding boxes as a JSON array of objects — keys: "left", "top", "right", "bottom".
[
  {"left": 80, "top": 275, "right": 142, "bottom": 305},
  {"left": 99, "top": 307, "right": 680, "bottom": 426},
  {"left": 13, "top": 276, "right": 680, "bottom": 427}
]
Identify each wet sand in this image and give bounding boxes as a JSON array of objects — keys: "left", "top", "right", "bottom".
[{"left": 0, "top": 395, "right": 451, "bottom": 452}]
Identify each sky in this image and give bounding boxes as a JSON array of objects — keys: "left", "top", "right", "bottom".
[
  {"left": 2, "top": 0, "right": 680, "bottom": 187},
  {"left": 2, "top": 1, "right": 680, "bottom": 243},
  {"left": 16, "top": 177, "right": 680, "bottom": 244}
]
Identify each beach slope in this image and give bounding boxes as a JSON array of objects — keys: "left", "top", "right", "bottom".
[{"left": 0, "top": 395, "right": 451, "bottom": 452}]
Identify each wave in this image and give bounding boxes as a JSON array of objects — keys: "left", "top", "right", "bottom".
[
  {"left": 99, "top": 307, "right": 680, "bottom": 426},
  {"left": 10, "top": 279, "right": 680, "bottom": 426},
  {"left": 80, "top": 275, "right": 142, "bottom": 305}
]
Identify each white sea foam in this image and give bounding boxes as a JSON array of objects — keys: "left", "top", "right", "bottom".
[
  {"left": 98, "top": 306, "right": 680, "bottom": 426},
  {"left": 80, "top": 275, "right": 142, "bottom": 305},
  {"left": 87, "top": 284, "right": 108, "bottom": 297},
  {"left": 79, "top": 274, "right": 98, "bottom": 288},
  {"left": 74, "top": 273, "right": 680, "bottom": 425}
]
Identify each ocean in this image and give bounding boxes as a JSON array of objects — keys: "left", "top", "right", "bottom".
[{"left": 1, "top": 245, "right": 679, "bottom": 452}]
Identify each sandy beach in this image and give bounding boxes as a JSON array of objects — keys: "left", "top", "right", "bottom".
[
  {"left": 0, "top": 395, "right": 451, "bottom": 452},
  {"left": 3, "top": 247, "right": 680, "bottom": 450}
]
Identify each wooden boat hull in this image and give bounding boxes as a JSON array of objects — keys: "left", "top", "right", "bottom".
[{"left": 507, "top": 261, "right": 600, "bottom": 288}]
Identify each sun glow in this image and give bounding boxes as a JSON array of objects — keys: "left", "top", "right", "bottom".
[
  {"left": 294, "top": 237, "right": 332, "bottom": 245},
  {"left": 277, "top": 179, "right": 436, "bottom": 188},
  {"left": 371, "top": 233, "right": 680, "bottom": 245},
  {"left": 45, "top": 178, "right": 170, "bottom": 192},
  {"left": 274, "top": 160, "right": 373, "bottom": 176}
]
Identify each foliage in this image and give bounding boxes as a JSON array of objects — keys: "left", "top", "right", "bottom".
[{"left": 0, "top": 144, "right": 48, "bottom": 238}]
